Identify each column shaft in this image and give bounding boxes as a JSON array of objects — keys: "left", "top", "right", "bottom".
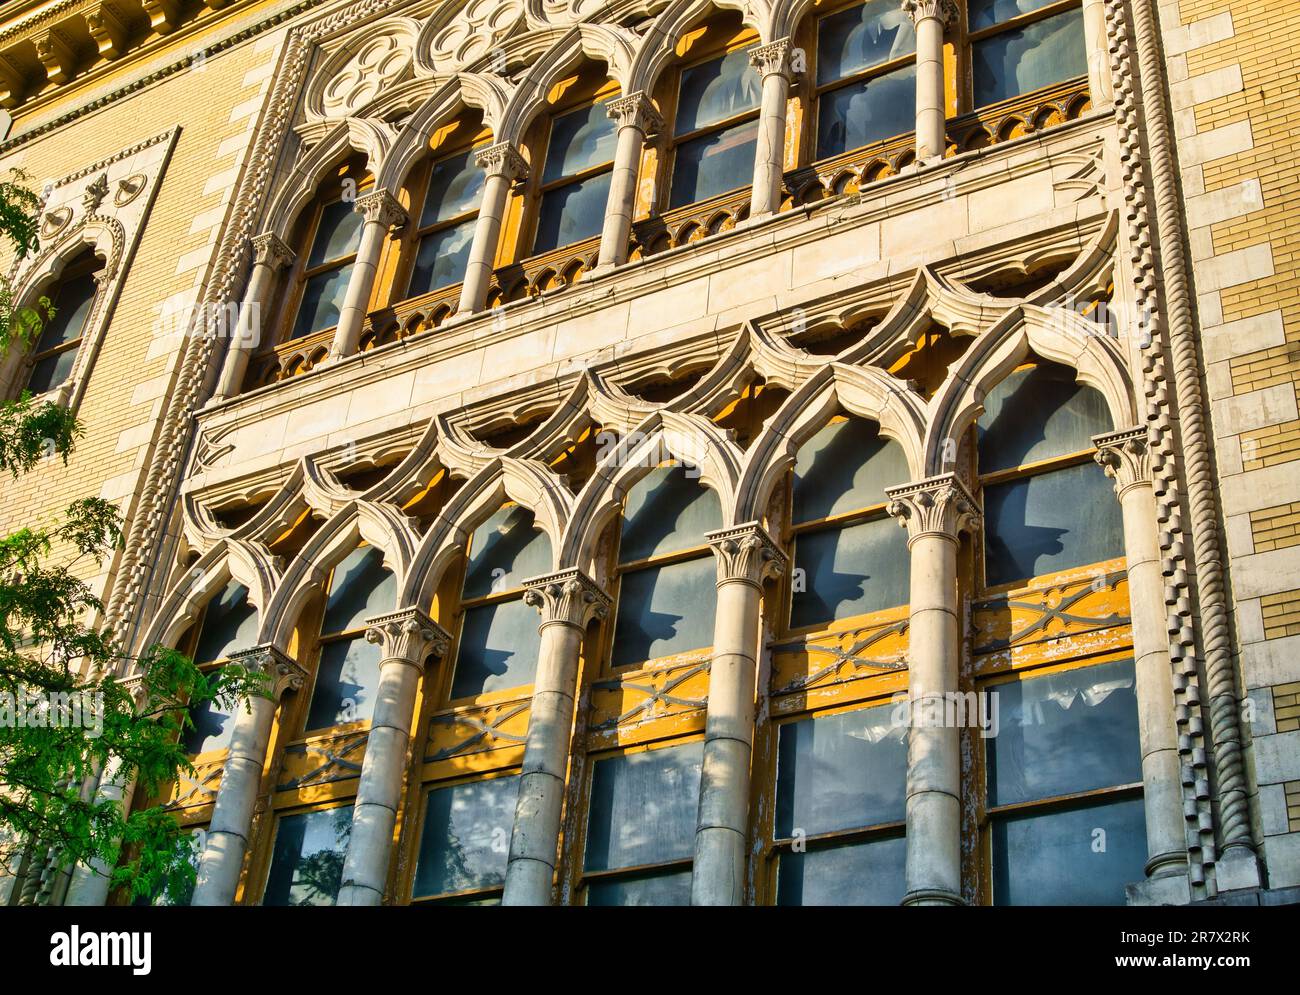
[
  {"left": 1081, "top": 0, "right": 1113, "bottom": 109},
  {"left": 215, "top": 260, "right": 273, "bottom": 400},
  {"left": 914, "top": 13, "right": 946, "bottom": 161},
  {"left": 457, "top": 144, "right": 528, "bottom": 317},
  {"left": 748, "top": 41, "right": 793, "bottom": 220},
  {"left": 598, "top": 124, "right": 647, "bottom": 268}
]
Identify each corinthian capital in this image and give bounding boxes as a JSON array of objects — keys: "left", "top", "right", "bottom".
[
  {"left": 365, "top": 607, "right": 451, "bottom": 668},
  {"left": 902, "top": 0, "right": 958, "bottom": 26},
  {"left": 706, "top": 522, "right": 788, "bottom": 587},
  {"left": 226, "top": 644, "right": 309, "bottom": 701},
  {"left": 1092, "top": 427, "right": 1151, "bottom": 498},
  {"left": 354, "top": 188, "right": 407, "bottom": 229},
  {"left": 885, "top": 473, "right": 980, "bottom": 543},
  {"left": 250, "top": 232, "right": 295, "bottom": 271},
  {"left": 523, "top": 569, "right": 611, "bottom": 629},
  {"left": 748, "top": 38, "right": 796, "bottom": 81},
  {"left": 606, "top": 90, "right": 663, "bottom": 136},
  {"left": 474, "top": 141, "right": 530, "bottom": 183}
]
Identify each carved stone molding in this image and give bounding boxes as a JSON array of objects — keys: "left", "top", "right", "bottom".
[
  {"left": 706, "top": 522, "right": 788, "bottom": 588},
  {"left": 226, "top": 644, "right": 309, "bottom": 700},
  {"left": 1093, "top": 426, "right": 1151, "bottom": 498},
  {"left": 606, "top": 90, "right": 663, "bottom": 136},
  {"left": 474, "top": 141, "right": 529, "bottom": 182},
  {"left": 85, "top": 4, "right": 130, "bottom": 61},
  {"left": 364, "top": 607, "right": 450, "bottom": 667},
  {"left": 885, "top": 473, "right": 980, "bottom": 543},
  {"left": 250, "top": 231, "right": 295, "bottom": 271},
  {"left": 748, "top": 38, "right": 795, "bottom": 81},
  {"left": 309, "top": 18, "right": 419, "bottom": 120},
  {"left": 523, "top": 568, "right": 611, "bottom": 629},
  {"left": 902, "top": 0, "right": 959, "bottom": 26},
  {"left": 354, "top": 188, "right": 408, "bottom": 229}
]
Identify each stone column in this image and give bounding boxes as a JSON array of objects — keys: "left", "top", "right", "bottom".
[
  {"left": 597, "top": 92, "right": 662, "bottom": 269},
  {"left": 502, "top": 570, "right": 611, "bottom": 905},
  {"left": 691, "top": 523, "right": 787, "bottom": 905},
  {"left": 214, "top": 233, "right": 294, "bottom": 400},
  {"left": 1081, "top": 0, "right": 1112, "bottom": 110},
  {"left": 884, "top": 474, "right": 979, "bottom": 906},
  {"left": 1094, "top": 428, "right": 1187, "bottom": 879},
  {"left": 748, "top": 39, "right": 795, "bottom": 220},
  {"left": 456, "top": 142, "right": 529, "bottom": 317},
  {"left": 63, "top": 757, "right": 130, "bottom": 906},
  {"left": 328, "top": 188, "right": 406, "bottom": 360},
  {"left": 191, "top": 646, "right": 306, "bottom": 906},
  {"left": 902, "top": 0, "right": 956, "bottom": 162},
  {"left": 337, "top": 609, "right": 450, "bottom": 906}
]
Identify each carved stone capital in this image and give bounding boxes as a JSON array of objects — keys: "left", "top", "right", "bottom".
[
  {"left": 1093, "top": 427, "right": 1151, "bottom": 498},
  {"left": 706, "top": 522, "right": 788, "bottom": 587},
  {"left": 226, "top": 645, "right": 309, "bottom": 701},
  {"left": 474, "top": 141, "right": 530, "bottom": 183},
  {"left": 606, "top": 90, "right": 663, "bottom": 136},
  {"left": 250, "top": 231, "right": 295, "bottom": 271},
  {"left": 354, "top": 188, "right": 407, "bottom": 229},
  {"left": 364, "top": 607, "right": 450, "bottom": 668},
  {"left": 748, "top": 38, "right": 796, "bottom": 81},
  {"left": 902, "top": 0, "right": 958, "bottom": 26},
  {"left": 885, "top": 473, "right": 980, "bottom": 544},
  {"left": 523, "top": 569, "right": 611, "bottom": 629}
]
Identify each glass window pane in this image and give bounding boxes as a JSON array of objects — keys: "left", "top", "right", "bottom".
[
  {"left": 776, "top": 835, "right": 906, "bottom": 906},
  {"left": 193, "top": 581, "right": 259, "bottom": 664},
  {"left": 585, "top": 741, "right": 703, "bottom": 871},
  {"left": 791, "top": 517, "right": 910, "bottom": 628},
  {"left": 610, "top": 557, "right": 717, "bottom": 667},
  {"left": 992, "top": 796, "right": 1146, "bottom": 905},
  {"left": 25, "top": 346, "right": 79, "bottom": 395},
  {"left": 407, "top": 219, "right": 477, "bottom": 297},
  {"left": 34, "top": 268, "right": 99, "bottom": 352},
  {"left": 412, "top": 775, "right": 518, "bottom": 898},
  {"left": 420, "top": 149, "right": 485, "bottom": 227},
  {"left": 817, "top": 64, "right": 916, "bottom": 159},
  {"left": 677, "top": 48, "right": 762, "bottom": 133},
  {"left": 451, "top": 598, "right": 543, "bottom": 699},
  {"left": 182, "top": 675, "right": 235, "bottom": 756},
  {"left": 987, "top": 658, "right": 1142, "bottom": 806},
  {"left": 977, "top": 362, "right": 1113, "bottom": 473},
  {"left": 462, "top": 505, "right": 553, "bottom": 600},
  {"left": 775, "top": 705, "right": 907, "bottom": 838},
  {"left": 322, "top": 546, "right": 396, "bottom": 634},
  {"left": 290, "top": 263, "right": 354, "bottom": 340},
  {"left": 793, "top": 418, "right": 910, "bottom": 523},
  {"left": 533, "top": 170, "right": 613, "bottom": 255},
  {"left": 983, "top": 461, "right": 1124, "bottom": 587},
  {"left": 263, "top": 806, "right": 353, "bottom": 906},
  {"left": 587, "top": 867, "right": 693, "bottom": 906},
  {"left": 973, "top": 8, "right": 1087, "bottom": 107},
  {"left": 620, "top": 466, "right": 722, "bottom": 562},
  {"left": 817, "top": 0, "right": 916, "bottom": 83},
  {"left": 669, "top": 118, "right": 758, "bottom": 209},
  {"left": 969, "top": 0, "right": 1061, "bottom": 31},
  {"left": 307, "top": 199, "right": 363, "bottom": 267},
  {"left": 542, "top": 102, "right": 618, "bottom": 183},
  {"left": 305, "top": 635, "right": 383, "bottom": 730}
]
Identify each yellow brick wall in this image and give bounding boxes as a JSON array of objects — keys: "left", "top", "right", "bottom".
[{"left": 1260, "top": 589, "right": 1300, "bottom": 640}]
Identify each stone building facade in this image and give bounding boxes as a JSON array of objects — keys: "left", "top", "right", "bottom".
[{"left": 0, "top": 0, "right": 1297, "bottom": 906}]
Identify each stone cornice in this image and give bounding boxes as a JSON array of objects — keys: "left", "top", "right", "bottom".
[
  {"left": 522, "top": 569, "right": 611, "bottom": 629},
  {"left": 706, "top": 522, "right": 787, "bottom": 588}
]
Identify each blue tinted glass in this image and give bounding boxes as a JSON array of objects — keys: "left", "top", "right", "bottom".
[
  {"left": 610, "top": 557, "right": 717, "bottom": 667},
  {"left": 775, "top": 705, "right": 907, "bottom": 837},
  {"left": 992, "top": 796, "right": 1146, "bottom": 905},
  {"left": 307, "top": 199, "right": 363, "bottom": 267},
  {"left": 34, "top": 268, "right": 98, "bottom": 351},
  {"left": 322, "top": 546, "right": 395, "bottom": 634},
  {"left": 543, "top": 102, "right": 618, "bottom": 183},
  {"left": 983, "top": 461, "right": 1124, "bottom": 586},
  {"left": 793, "top": 418, "right": 910, "bottom": 523},
  {"left": 451, "top": 598, "right": 543, "bottom": 698},
  {"left": 290, "top": 263, "right": 354, "bottom": 340},
  {"left": 987, "top": 658, "right": 1141, "bottom": 806},
  {"left": 25, "top": 348, "right": 79, "bottom": 394},
  {"left": 533, "top": 171, "right": 612, "bottom": 254},
  {"left": 777, "top": 835, "right": 906, "bottom": 905},
  {"left": 676, "top": 48, "right": 762, "bottom": 133},
  {"left": 183, "top": 677, "right": 235, "bottom": 756},
  {"left": 420, "top": 149, "right": 484, "bottom": 227},
  {"left": 973, "top": 8, "right": 1086, "bottom": 106},
  {"left": 977, "top": 362, "right": 1113, "bottom": 473},
  {"left": 817, "top": 64, "right": 916, "bottom": 158},
  {"left": 412, "top": 776, "right": 518, "bottom": 898},
  {"left": 817, "top": 0, "right": 916, "bottom": 83},
  {"left": 193, "top": 581, "right": 259, "bottom": 664},
  {"left": 462, "top": 505, "right": 552, "bottom": 600},
  {"left": 263, "top": 806, "right": 353, "bottom": 906},
  {"left": 791, "top": 517, "right": 910, "bottom": 628},
  {"left": 585, "top": 742, "right": 703, "bottom": 871},
  {"left": 305, "top": 635, "right": 383, "bottom": 730},
  {"left": 407, "top": 219, "right": 476, "bottom": 296},
  {"left": 620, "top": 466, "right": 722, "bottom": 562},
  {"left": 969, "top": 0, "right": 1060, "bottom": 31},
  {"left": 669, "top": 118, "right": 759, "bottom": 208},
  {"left": 587, "top": 867, "right": 694, "bottom": 906}
]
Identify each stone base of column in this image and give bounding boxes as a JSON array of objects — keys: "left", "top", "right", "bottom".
[
  {"left": 1126, "top": 872, "right": 1191, "bottom": 906},
  {"left": 1214, "top": 846, "right": 1263, "bottom": 892},
  {"left": 902, "top": 887, "right": 964, "bottom": 906},
  {"left": 1146, "top": 848, "right": 1189, "bottom": 879}
]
